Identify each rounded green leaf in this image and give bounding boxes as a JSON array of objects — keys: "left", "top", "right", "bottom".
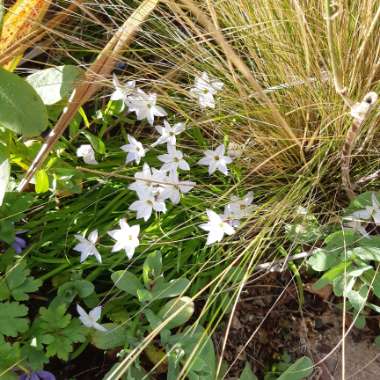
[
  {"left": 158, "top": 296, "right": 194, "bottom": 330},
  {"left": 35, "top": 169, "right": 49, "bottom": 193},
  {"left": 26, "top": 65, "right": 83, "bottom": 105},
  {"left": 240, "top": 363, "right": 258, "bottom": 380},
  {"left": 151, "top": 278, "right": 190, "bottom": 300},
  {"left": 111, "top": 270, "right": 143, "bottom": 296},
  {"left": 0, "top": 68, "right": 48, "bottom": 137},
  {"left": 91, "top": 323, "right": 127, "bottom": 350},
  {"left": 277, "top": 356, "right": 313, "bottom": 380},
  {"left": 307, "top": 249, "right": 339, "bottom": 272}
]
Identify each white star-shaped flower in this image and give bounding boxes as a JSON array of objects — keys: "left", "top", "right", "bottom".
[
  {"left": 107, "top": 219, "right": 140, "bottom": 259},
  {"left": 200, "top": 210, "right": 235, "bottom": 245},
  {"left": 349, "top": 192, "right": 380, "bottom": 225},
  {"left": 190, "top": 72, "right": 224, "bottom": 109},
  {"left": 128, "top": 163, "right": 153, "bottom": 196},
  {"left": 77, "top": 304, "right": 107, "bottom": 332},
  {"left": 158, "top": 144, "right": 190, "bottom": 173},
  {"left": 344, "top": 220, "right": 369, "bottom": 237},
  {"left": 111, "top": 74, "right": 136, "bottom": 110},
  {"left": 161, "top": 171, "right": 196, "bottom": 204},
  {"left": 121, "top": 135, "right": 146, "bottom": 165},
  {"left": 73, "top": 230, "right": 102, "bottom": 263},
  {"left": 224, "top": 192, "right": 254, "bottom": 222},
  {"left": 128, "top": 164, "right": 167, "bottom": 200},
  {"left": 151, "top": 120, "right": 185, "bottom": 147},
  {"left": 76, "top": 144, "right": 98, "bottom": 165},
  {"left": 127, "top": 89, "right": 167, "bottom": 125},
  {"left": 198, "top": 144, "right": 233, "bottom": 175},
  {"left": 129, "top": 192, "right": 167, "bottom": 221}
]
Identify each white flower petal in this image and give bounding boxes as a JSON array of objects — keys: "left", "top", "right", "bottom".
[
  {"left": 88, "top": 230, "right": 98, "bottom": 244},
  {"left": 89, "top": 306, "right": 102, "bottom": 322},
  {"left": 93, "top": 322, "right": 108, "bottom": 332}
]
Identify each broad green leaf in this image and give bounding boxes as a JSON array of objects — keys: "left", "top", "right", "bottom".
[
  {"left": 285, "top": 212, "right": 322, "bottom": 244},
  {"left": 152, "top": 278, "right": 190, "bottom": 300},
  {"left": 240, "top": 363, "right": 258, "bottom": 380},
  {"left": 354, "top": 313, "right": 366, "bottom": 329},
  {"left": 188, "top": 356, "right": 207, "bottom": 373},
  {"left": 0, "top": 371, "right": 18, "bottom": 380},
  {"left": 0, "top": 218, "right": 14, "bottom": 245},
  {"left": 124, "top": 364, "right": 149, "bottom": 380},
  {"left": 276, "top": 356, "right": 313, "bottom": 380},
  {"left": 0, "top": 193, "right": 34, "bottom": 245},
  {"left": 144, "top": 309, "right": 162, "bottom": 330},
  {"left": 307, "top": 249, "right": 339, "bottom": 272},
  {"left": 360, "top": 236, "right": 380, "bottom": 248},
  {"left": 143, "top": 251, "right": 162, "bottom": 287},
  {"left": 0, "top": 261, "right": 41, "bottom": 301},
  {"left": 0, "top": 192, "right": 34, "bottom": 221},
  {"left": 91, "top": 323, "right": 127, "bottom": 350},
  {"left": 0, "top": 68, "right": 48, "bottom": 136},
  {"left": 0, "top": 336, "right": 21, "bottom": 374},
  {"left": 370, "top": 272, "right": 380, "bottom": 298},
  {"left": 324, "top": 230, "right": 361, "bottom": 251},
  {"left": 0, "top": 302, "right": 29, "bottom": 337},
  {"left": 347, "top": 286, "right": 368, "bottom": 312},
  {"left": 39, "top": 304, "right": 70, "bottom": 330},
  {"left": 167, "top": 347, "right": 184, "bottom": 380},
  {"left": 82, "top": 131, "right": 106, "bottom": 154},
  {"left": 36, "top": 305, "right": 86, "bottom": 360},
  {"left": 314, "top": 261, "right": 352, "bottom": 289},
  {"left": 57, "top": 280, "right": 95, "bottom": 303},
  {"left": 158, "top": 297, "right": 194, "bottom": 330},
  {"left": 111, "top": 270, "right": 144, "bottom": 296},
  {"left": 35, "top": 169, "right": 49, "bottom": 193},
  {"left": 0, "top": 159, "right": 9, "bottom": 206},
  {"left": 353, "top": 246, "right": 380, "bottom": 262},
  {"left": 345, "top": 192, "right": 379, "bottom": 215},
  {"left": 27, "top": 65, "right": 83, "bottom": 105},
  {"left": 182, "top": 325, "right": 217, "bottom": 380},
  {"left": 346, "top": 265, "right": 372, "bottom": 278},
  {"left": 73, "top": 280, "right": 95, "bottom": 298},
  {"left": 332, "top": 275, "right": 345, "bottom": 297},
  {"left": 137, "top": 288, "right": 153, "bottom": 302},
  {"left": 21, "top": 345, "right": 48, "bottom": 372}
]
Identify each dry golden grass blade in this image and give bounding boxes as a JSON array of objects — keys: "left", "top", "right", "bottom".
[
  {"left": 172, "top": 0, "right": 304, "bottom": 152},
  {"left": 0, "top": 0, "right": 83, "bottom": 67},
  {"left": 0, "top": 0, "right": 52, "bottom": 70},
  {"left": 17, "top": 0, "right": 161, "bottom": 192}
]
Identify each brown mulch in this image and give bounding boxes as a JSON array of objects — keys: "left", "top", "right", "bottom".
[{"left": 213, "top": 271, "right": 380, "bottom": 380}]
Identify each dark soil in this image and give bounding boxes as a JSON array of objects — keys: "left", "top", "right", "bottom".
[
  {"left": 213, "top": 270, "right": 380, "bottom": 380},
  {"left": 46, "top": 346, "right": 116, "bottom": 380}
]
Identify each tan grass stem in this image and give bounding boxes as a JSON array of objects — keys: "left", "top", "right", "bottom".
[{"left": 324, "top": 0, "right": 351, "bottom": 107}]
